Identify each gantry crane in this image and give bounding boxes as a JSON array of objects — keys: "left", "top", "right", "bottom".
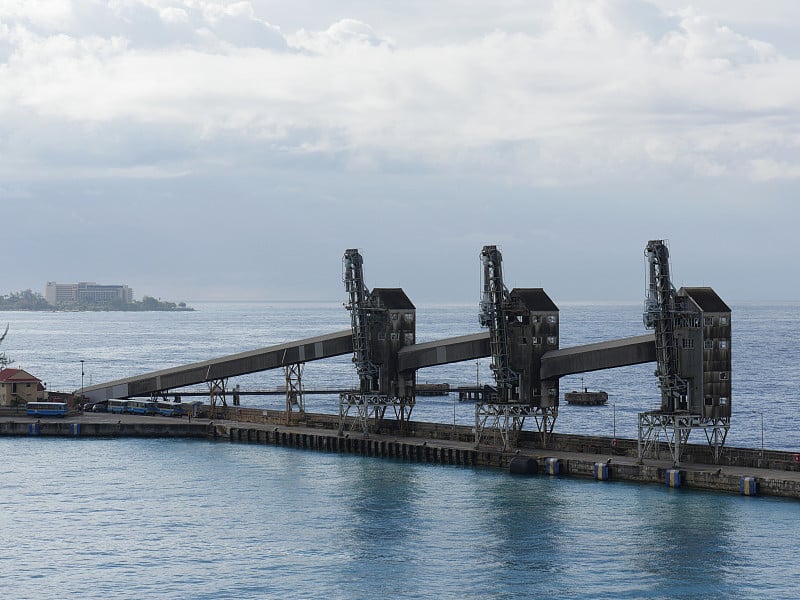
[
  {"left": 639, "top": 239, "right": 731, "bottom": 464},
  {"left": 341, "top": 249, "right": 416, "bottom": 435},
  {"left": 475, "top": 245, "right": 559, "bottom": 448}
]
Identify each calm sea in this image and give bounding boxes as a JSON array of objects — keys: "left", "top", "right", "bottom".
[{"left": 1, "top": 302, "right": 799, "bottom": 598}]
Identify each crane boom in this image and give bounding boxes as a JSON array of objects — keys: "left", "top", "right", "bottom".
[
  {"left": 479, "top": 245, "right": 519, "bottom": 399},
  {"left": 643, "top": 239, "right": 687, "bottom": 412},
  {"left": 343, "top": 249, "right": 379, "bottom": 392}
]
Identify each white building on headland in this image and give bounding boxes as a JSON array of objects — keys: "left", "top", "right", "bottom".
[{"left": 45, "top": 282, "right": 134, "bottom": 306}]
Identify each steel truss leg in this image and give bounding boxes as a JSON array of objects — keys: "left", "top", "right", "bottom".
[
  {"left": 702, "top": 418, "right": 730, "bottom": 464},
  {"left": 150, "top": 391, "right": 169, "bottom": 403},
  {"left": 285, "top": 363, "right": 305, "bottom": 424},
  {"left": 474, "top": 402, "right": 557, "bottom": 450},
  {"left": 208, "top": 378, "right": 227, "bottom": 419},
  {"left": 637, "top": 413, "right": 730, "bottom": 465},
  {"left": 338, "top": 393, "right": 415, "bottom": 436}
]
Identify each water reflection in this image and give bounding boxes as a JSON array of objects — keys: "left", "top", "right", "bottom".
[
  {"left": 339, "top": 456, "right": 423, "bottom": 553},
  {"left": 630, "top": 487, "right": 735, "bottom": 595}
]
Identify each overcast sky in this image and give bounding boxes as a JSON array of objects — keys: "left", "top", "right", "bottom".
[{"left": 1, "top": 0, "right": 798, "bottom": 304}]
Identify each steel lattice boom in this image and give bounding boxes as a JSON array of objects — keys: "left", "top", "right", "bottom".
[
  {"left": 343, "top": 248, "right": 379, "bottom": 393},
  {"left": 643, "top": 239, "right": 687, "bottom": 413},
  {"left": 479, "top": 245, "right": 519, "bottom": 399}
]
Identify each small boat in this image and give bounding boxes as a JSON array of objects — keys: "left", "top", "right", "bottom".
[{"left": 564, "top": 387, "right": 608, "bottom": 406}]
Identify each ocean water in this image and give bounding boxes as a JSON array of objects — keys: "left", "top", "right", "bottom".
[
  {"left": 1, "top": 302, "right": 800, "bottom": 598},
  {"left": 2, "top": 437, "right": 799, "bottom": 600}
]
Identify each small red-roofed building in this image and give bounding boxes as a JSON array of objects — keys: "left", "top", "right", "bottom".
[{"left": 0, "top": 368, "right": 44, "bottom": 407}]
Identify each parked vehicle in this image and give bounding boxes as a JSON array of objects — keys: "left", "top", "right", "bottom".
[
  {"left": 82, "top": 398, "right": 188, "bottom": 417},
  {"left": 107, "top": 399, "right": 128, "bottom": 414},
  {"left": 155, "top": 401, "right": 186, "bottom": 417},
  {"left": 26, "top": 402, "right": 67, "bottom": 417},
  {"left": 126, "top": 399, "right": 159, "bottom": 415}
]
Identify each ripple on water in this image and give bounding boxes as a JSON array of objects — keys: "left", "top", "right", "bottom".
[{"left": 5, "top": 438, "right": 800, "bottom": 599}]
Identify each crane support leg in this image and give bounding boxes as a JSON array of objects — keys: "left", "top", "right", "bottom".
[
  {"left": 338, "top": 392, "right": 414, "bottom": 437},
  {"left": 208, "top": 378, "right": 228, "bottom": 419},
  {"left": 637, "top": 412, "right": 729, "bottom": 465},
  {"left": 475, "top": 401, "right": 556, "bottom": 450},
  {"left": 285, "top": 363, "right": 305, "bottom": 424}
]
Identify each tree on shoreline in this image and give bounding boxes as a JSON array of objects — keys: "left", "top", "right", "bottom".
[
  {"left": 0, "top": 324, "right": 12, "bottom": 369},
  {"left": 0, "top": 290, "right": 51, "bottom": 310},
  {"left": 0, "top": 290, "right": 193, "bottom": 311}
]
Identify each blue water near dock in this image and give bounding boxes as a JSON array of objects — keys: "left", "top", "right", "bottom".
[
  {"left": 2, "top": 437, "right": 799, "bottom": 599},
  {"left": 2, "top": 302, "right": 800, "bottom": 598}
]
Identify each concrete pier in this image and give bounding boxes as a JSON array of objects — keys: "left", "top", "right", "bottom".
[{"left": 2, "top": 409, "right": 799, "bottom": 500}]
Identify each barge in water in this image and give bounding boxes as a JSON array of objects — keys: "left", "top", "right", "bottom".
[{"left": 564, "top": 388, "right": 608, "bottom": 406}]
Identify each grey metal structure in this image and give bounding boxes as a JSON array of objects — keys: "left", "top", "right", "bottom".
[
  {"left": 284, "top": 363, "right": 305, "bottom": 423},
  {"left": 80, "top": 330, "right": 354, "bottom": 402},
  {"left": 79, "top": 243, "right": 731, "bottom": 458},
  {"left": 343, "top": 249, "right": 380, "bottom": 392},
  {"left": 676, "top": 287, "right": 732, "bottom": 421},
  {"left": 398, "top": 332, "right": 491, "bottom": 372},
  {"left": 475, "top": 245, "right": 559, "bottom": 448},
  {"left": 643, "top": 240, "right": 687, "bottom": 412},
  {"left": 81, "top": 322, "right": 659, "bottom": 415},
  {"left": 399, "top": 331, "right": 657, "bottom": 378},
  {"left": 479, "top": 245, "right": 517, "bottom": 395},
  {"left": 340, "top": 249, "right": 416, "bottom": 435},
  {"left": 540, "top": 334, "right": 656, "bottom": 379},
  {"left": 639, "top": 240, "right": 732, "bottom": 464}
]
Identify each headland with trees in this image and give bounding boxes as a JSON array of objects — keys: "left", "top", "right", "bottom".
[{"left": 0, "top": 289, "right": 194, "bottom": 312}]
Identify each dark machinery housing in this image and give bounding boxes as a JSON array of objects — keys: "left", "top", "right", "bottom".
[
  {"left": 340, "top": 249, "right": 416, "bottom": 434},
  {"left": 476, "top": 245, "right": 559, "bottom": 448},
  {"left": 640, "top": 240, "right": 731, "bottom": 464},
  {"left": 505, "top": 288, "right": 560, "bottom": 408}
]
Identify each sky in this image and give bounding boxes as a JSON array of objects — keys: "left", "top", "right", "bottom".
[{"left": 1, "top": 0, "right": 798, "bottom": 304}]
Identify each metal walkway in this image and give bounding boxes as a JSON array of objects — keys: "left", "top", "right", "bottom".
[
  {"left": 540, "top": 334, "right": 656, "bottom": 379},
  {"left": 81, "top": 330, "right": 656, "bottom": 401},
  {"left": 81, "top": 330, "right": 353, "bottom": 401},
  {"left": 397, "top": 332, "right": 491, "bottom": 372},
  {"left": 397, "top": 331, "right": 655, "bottom": 377}
]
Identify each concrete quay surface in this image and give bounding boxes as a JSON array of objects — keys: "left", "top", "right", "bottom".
[{"left": 2, "top": 409, "right": 799, "bottom": 500}]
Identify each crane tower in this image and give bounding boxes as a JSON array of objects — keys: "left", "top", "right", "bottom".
[
  {"left": 479, "top": 245, "right": 518, "bottom": 397},
  {"left": 639, "top": 240, "right": 732, "bottom": 464},
  {"left": 643, "top": 240, "right": 687, "bottom": 412},
  {"left": 476, "top": 245, "right": 559, "bottom": 449},
  {"left": 340, "top": 249, "right": 416, "bottom": 435},
  {"left": 343, "top": 248, "right": 380, "bottom": 393}
]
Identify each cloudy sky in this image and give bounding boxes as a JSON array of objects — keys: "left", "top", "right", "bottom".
[{"left": 1, "top": 0, "right": 798, "bottom": 304}]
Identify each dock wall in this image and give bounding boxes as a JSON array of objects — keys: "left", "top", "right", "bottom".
[
  {"left": 214, "top": 422, "right": 800, "bottom": 499},
  {"left": 3, "top": 408, "right": 800, "bottom": 500},
  {"left": 213, "top": 406, "right": 800, "bottom": 474},
  {"left": 0, "top": 419, "right": 211, "bottom": 438}
]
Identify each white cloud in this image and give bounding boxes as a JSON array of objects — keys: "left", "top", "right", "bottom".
[
  {"left": 0, "top": 0, "right": 72, "bottom": 28},
  {"left": 660, "top": 10, "right": 779, "bottom": 66},
  {"left": 0, "top": 0, "right": 798, "bottom": 185},
  {"left": 159, "top": 6, "right": 188, "bottom": 24},
  {"left": 750, "top": 158, "right": 800, "bottom": 181},
  {"left": 289, "top": 19, "right": 392, "bottom": 54}
]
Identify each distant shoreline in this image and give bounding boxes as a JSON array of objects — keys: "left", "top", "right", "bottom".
[
  {"left": 0, "top": 290, "right": 194, "bottom": 312},
  {"left": 0, "top": 307, "right": 195, "bottom": 312}
]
